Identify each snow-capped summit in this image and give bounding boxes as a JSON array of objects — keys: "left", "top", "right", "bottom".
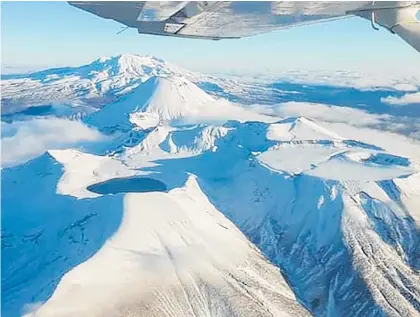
[
  {"left": 86, "top": 54, "right": 187, "bottom": 85},
  {"left": 85, "top": 75, "right": 274, "bottom": 132},
  {"left": 71, "top": 54, "right": 167, "bottom": 77},
  {"left": 266, "top": 116, "right": 343, "bottom": 142},
  {"left": 139, "top": 76, "right": 215, "bottom": 120},
  {"left": 84, "top": 75, "right": 213, "bottom": 130},
  {"left": 96, "top": 53, "right": 165, "bottom": 67}
]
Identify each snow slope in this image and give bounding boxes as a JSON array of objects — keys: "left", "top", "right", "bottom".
[
  {"left": 1, "top": 153, "right": 126, "bottom": 317},
  {"left": 23, "top": 176, "right": 309, "bottom": 317}
]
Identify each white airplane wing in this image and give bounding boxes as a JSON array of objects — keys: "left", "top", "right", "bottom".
[{"left": 68, "top": 1, "right": 420, "bottom": 53}]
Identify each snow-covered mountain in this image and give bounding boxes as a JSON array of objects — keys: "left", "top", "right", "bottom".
[
  {"left": 2, "top": 55, "right": 420, "bottom": 317},
  {"left": 85, "top": 75, "right": 274, "bottom": 133},
  {"left": 1, "top": 54, "right": 199, "bottom": 115},
  {"left": 3, "top": 53, "right": 419, "bottom": 140}
]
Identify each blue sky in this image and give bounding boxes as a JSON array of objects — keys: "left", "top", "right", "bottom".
[{"left": 2, "top": 1, "right": 420, "bottom": 75}]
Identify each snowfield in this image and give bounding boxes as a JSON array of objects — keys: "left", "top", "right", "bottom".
[{"left": 2, "top": 54, "right": 420, "bottom": 317}]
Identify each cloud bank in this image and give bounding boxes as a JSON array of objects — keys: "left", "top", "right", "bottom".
[
  {"left": 381, "top": 92, "right": 420, "bottom": 106},
  {"left": 251, "top": 101, "right": 420, "bottom": 141},
  {"left": 1, "top": 118, "right": 105, "bottom": 167}
]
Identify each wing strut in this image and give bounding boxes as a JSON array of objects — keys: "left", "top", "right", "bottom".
[
  {"left": 350, "top": 1, "right": 420, "bottom": 52},
  {"left": 370, "top": 1, "right": 380, "bottom": 30}
]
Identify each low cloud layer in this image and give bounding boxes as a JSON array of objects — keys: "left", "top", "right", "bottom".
[
  {"left": 274, "top": 101, "right": 390, "bottom": 126},
  {"left": 1, "top": 118, "right": 105, "bottom": 167},
  {"left": 229, "top": 69, "right": 420, "bottom": 92},
  {"left": 381, "top": 92, "right": 420, "bottom": 106},
  {"left": 252, "top": 101, "right": 420, "bottom": 141}
]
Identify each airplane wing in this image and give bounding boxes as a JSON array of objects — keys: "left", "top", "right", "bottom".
[{"left": 68, "top": 1, "right": 420, "bottom": 53}]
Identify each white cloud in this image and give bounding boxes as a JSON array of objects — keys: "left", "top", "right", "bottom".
[
  {"left": 381, "top": 92, "right": 420, "bottom": 105},
  {"left": 223, "top": 69, "right": 420, "bottom": 92},
  {"left": 255, "top": 101, "right": 420, "bottom": 161},
  {"left": 251, "top": 101, "right": 420, "bottom": 141},
  {"left": 1, "top": 118, "right": 105, "bottom": 167},
  {"left": 322, "top": 122, "right": 420, "bottom": 162},
  {"left": 392, "top": 83, "right": 418, "bottom": 92},
  {"left": 272, "top": 101, "right": 391, "bottom": 126}
]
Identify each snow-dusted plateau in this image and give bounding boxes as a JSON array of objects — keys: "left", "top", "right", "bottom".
[{"left": 2, "top": 54, "right": 420, "bottom": 317}]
